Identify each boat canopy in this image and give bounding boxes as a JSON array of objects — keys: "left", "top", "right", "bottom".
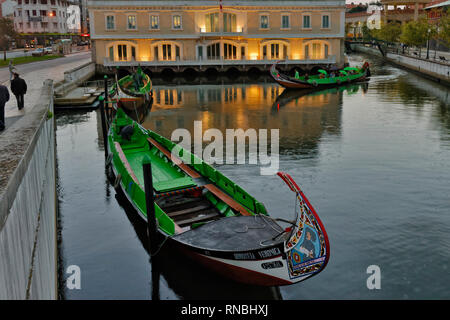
[{"left": 318, "top": 69, "right": 327, "bottom": 75}]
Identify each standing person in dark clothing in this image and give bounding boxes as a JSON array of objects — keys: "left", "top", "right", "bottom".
[
  {"left": 11, "top": 73, "right": 27, "bottom": 110},
  {"left": 0, "top": 84, "right": 10, "bottom": 131}
]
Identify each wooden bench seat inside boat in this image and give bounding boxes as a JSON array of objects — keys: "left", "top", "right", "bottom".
[
  {"left": 156, "top": 193, "right": 221, "bottom": 228},
  {"left": 173, "top": 215, "right": 285, "bottom": 251},
  {"left": 147, "top": 137, "right": 253, "bottom": 216}
]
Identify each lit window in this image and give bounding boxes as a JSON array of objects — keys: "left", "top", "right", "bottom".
[
  {"left": 127, "top": 15, "right": 137, "bottom": 30},
  {"left": 173, "top": 15, "right": 182, "bottom": 29},
  {"left": 118, "top": 45, "right": 127, "bottom": 61},
  {"left": 260, "top": 15, "right": 269, "bottom": 29},
  {"left": 150, "top": 15, "right": 159, "bottom": 29},
  {"left": 205, "top": 13, "right": 219, "bottom": 32}
]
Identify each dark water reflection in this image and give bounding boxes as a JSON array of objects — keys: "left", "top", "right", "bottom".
[{"left": 57, "top": 53, "right": 450, "bottom": 299}]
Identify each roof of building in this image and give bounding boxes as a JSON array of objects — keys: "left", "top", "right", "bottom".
[
  {"left": 425, "top": 0, "right": 450, "bottom": 9},
  {"left": 346, "top": 11, "right": 373, "bottom": 18}
]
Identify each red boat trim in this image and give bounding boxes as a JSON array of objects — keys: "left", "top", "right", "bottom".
[
  {"left": 277, "top": 172, "right": 330, "bottom": 273},
  {"left": 182, "top": 248, "right": 293, "bottom": 286}
]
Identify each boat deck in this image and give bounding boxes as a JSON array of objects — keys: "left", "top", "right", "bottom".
[
  {"left": 173, "top": 215, "right": 285, "bottom": 252},
  {"left": 125, "top": 148, "right": 196, "bottom": 192}
]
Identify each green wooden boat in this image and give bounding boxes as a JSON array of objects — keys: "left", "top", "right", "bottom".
[
  {"left": 107, "top": 108, "right": 330, "bottom": 286},
  {"left": 109, "top": 67, "right": 153, "bottom": 112},
  {"left": 271, "top": 61, "right": 370, "bottom": 89}
]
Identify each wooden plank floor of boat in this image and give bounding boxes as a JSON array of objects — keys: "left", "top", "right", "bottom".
[{"left": 156, "top": 193, "right": 221, "bottom": 228}]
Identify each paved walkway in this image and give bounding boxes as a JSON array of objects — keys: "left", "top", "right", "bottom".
[{"left": 1, "top": 51, "right": 92, "bottom": 120}]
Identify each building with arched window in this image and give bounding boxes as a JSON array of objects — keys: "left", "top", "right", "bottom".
[{"left": 88, "top": 0, "right": 347, "bottom": 69}]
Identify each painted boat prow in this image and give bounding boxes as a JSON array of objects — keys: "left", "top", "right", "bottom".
[{"left": 278, "top": 172, "right": 330, "bottom": 282}]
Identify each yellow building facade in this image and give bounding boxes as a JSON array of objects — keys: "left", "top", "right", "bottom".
[{"left": 88, "top": 0, "right": 347, "bottom": 69}]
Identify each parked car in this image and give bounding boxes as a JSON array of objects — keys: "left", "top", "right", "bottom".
[
  {"left": 44, "top": 47, "right": 53, "bottom": 54},
  {"left": 31, "top": 48, "right": 45, "bottom": 57}
]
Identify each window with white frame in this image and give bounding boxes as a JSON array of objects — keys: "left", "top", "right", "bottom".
[
  {"left": 127, "top": 15, "right": 137, "bottom": 30},
  {"left": 150, "top": 15, "right": 159, "bottom": 30},
  {"left": 281, "top": 15, "right": 290, "bottom": 29},
  {"left": 106, "top": 15, "right": 115, "bottom": 30},
  {"left": 223, "top": 13, "right": 237, "bottom": 32},
  {"left": 260, "top": 15, "right": 269, "bottom": 29},
  {"left": 303, "top": 15, "right": 311, "bottom": 29},
  {"left": 117, "top": 44, "right": 127, "bottom": 60},
  {"left": 205, "top": 12, "right": 219, "bottom": 32},
  {"left": 172, "top": 15, "right": 182, "bottom": 29},
  {"left": 322, "top": 15, "right": 330, "bottom": 28}
]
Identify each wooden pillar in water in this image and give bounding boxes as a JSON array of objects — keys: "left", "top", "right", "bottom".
[
  {"left": 142, "top": 156, "right": 158, "bottom": 257},
  {"left": 98, "top": 95, "right": 108, "bottom": 158}
]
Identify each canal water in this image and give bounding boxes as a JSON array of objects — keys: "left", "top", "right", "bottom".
[{"left": 57, "top": 53, "right": 450, "bottom": 300}]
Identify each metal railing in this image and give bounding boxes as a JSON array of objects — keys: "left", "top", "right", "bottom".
[{"left": 103, "top": 55, "right": 337, "bottom": 67}]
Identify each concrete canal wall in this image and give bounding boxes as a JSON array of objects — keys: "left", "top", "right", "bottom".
[
  {"left": 54, "top": 62, "right": 96, "bottom": 97},
  {"left": 0, "top": 80, "right": 57, "bottom": 299},
  {"left": 352, "top": 45, "right": 450, "bottom": 86}
]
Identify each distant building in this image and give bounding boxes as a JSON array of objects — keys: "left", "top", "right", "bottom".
[
  {"left": 424, "top": 0, "right": 449, "bottom": 23},
  {"left": 380, "top": 0, "right": 432, "bottom": 23},
  {"left": 346, "top": 5, "right": 382, "bottom": 38},
  {"left": 1, "top": 0, "right": 16, "bottom": 17},
  {"left": 13, "top": 0, "right": 74, "bottom": 34},
  {"left": 88, "top": 0, "right": 348, "bottom": 71}
]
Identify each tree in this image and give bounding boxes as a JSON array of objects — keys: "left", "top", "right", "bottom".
[
  {"left": 399, "top": 19, "right": 435, "bottom": 57},
  {"left": 372, "top": 21, "right": 402, "bottom": 43},
  {"left": 438, "top": 13, "right": 450, "bottom": 46},
  {"left": 361, "top": 22, "right": 373, "bottom": 41},
  {"left": 0, "top": 18, "right": 18, "bottom": 61}
]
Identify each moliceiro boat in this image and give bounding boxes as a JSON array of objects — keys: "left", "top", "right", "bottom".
[
  {"left": 107, "top": 108, "right": 330, "bottom": 286},
  {"left": 109, "top": 67, "right": 153, "bottom": 112},
  {"left": 271, "top": 61, "right": 370, "bottom": 89}
]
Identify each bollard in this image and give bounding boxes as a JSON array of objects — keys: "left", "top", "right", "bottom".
[
  {"left": 142, "top": 156, "right": 158, "bottom": 257},
  {"left": 104, "top": 75, "right": 110, "bottom": 123},
  {"left": 98, "top": 95, "right": 108, "bottom": 158}
]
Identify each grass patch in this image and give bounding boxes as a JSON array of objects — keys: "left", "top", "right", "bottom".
[{"left": 0, "top": 54, "right": 62, "bottom": 68}]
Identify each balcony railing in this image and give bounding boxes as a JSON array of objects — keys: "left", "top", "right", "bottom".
[
  {"left": 199, "top": 27, "right": 245, "bottom": 35},
  {"left": 103, "top": 55, "right": 337, "bottom": 67}
]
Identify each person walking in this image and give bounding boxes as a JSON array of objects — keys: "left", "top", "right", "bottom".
[
  {"left": 0, "top": 84, "right": 10, "bottom": 131},
  {"left": 8, "top": 61, "right": 16, "bottom": 82},
  {"left": 11, "top": 73, "right": 27, "bottom": 110}
]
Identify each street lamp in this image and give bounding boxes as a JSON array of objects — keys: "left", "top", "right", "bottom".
[{"left": 426, "top": 28, "right": 431, "bottom": 60}]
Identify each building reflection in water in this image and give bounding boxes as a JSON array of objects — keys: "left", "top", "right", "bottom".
[{"left": 143, "top": 83, "right": 359, "bottom": 158}]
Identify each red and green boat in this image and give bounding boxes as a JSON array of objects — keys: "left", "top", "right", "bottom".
[
  {"left": 107, "top": 108, "right": 330, "bottom": 286},
  {"left": 271, "top": 61, "right": 370, "bottom": 89}
]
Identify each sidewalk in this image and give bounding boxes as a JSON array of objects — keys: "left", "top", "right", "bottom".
[{"left": 3, "top": 52, "right": 92, "bottom": 120}]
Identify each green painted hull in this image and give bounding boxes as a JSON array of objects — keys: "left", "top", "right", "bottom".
[
  {"left": 107, "top": 108, "right": 330, "bottom": 286},
  {"left": 107, "top": 108, "right": 267, "bottom": 236}
]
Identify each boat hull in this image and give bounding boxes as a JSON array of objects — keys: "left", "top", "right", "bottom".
[
  {"left": 106, "top": 110, "right": 330, "bottom": 287},
  {"left": 270, "top": 61, "right": 369, "bottom": 90}
]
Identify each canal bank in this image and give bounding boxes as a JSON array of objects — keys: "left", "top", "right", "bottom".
[
  {"left": 0, "top": 80, "right": 57, "bottom": 299},
  {"left": 58, "top": 52, "right": 450, "bottom": 299},
  {"left": 351, "top": 44, "right": 450, "bottom": 86}
]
